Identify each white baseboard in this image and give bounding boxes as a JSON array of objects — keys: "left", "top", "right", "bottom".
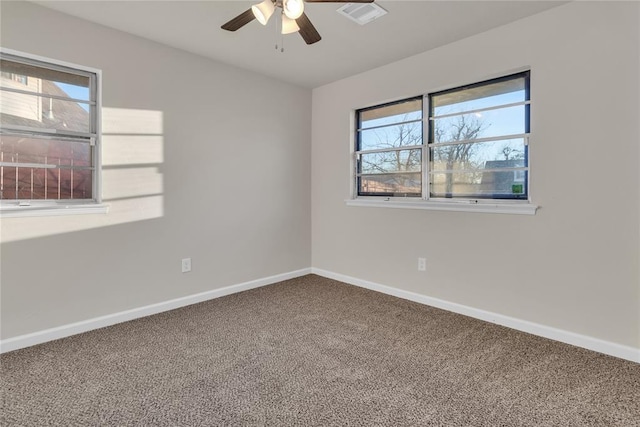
[
  {"left": 0, "top": 268, "right": 312, "bottom": 354},
  {"left": 3, "top": 267, "right": 638, "bottom": 364},
  {"left": 311, "top": 268, "right": 640, "bottom": 364}
]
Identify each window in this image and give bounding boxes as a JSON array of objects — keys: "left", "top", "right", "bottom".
[
  {"left": 1, "top": 72, "right": 27, "bottom": 85},
  {"left": 355, "top": 97, "right": 423, "bottom": 197},
  {"left": 0, "top": 49, "right": 102, "bottom": 214},
  {"left": 353, "top": 71, "right": 533, "bottom": 212},
  {"left": 429, "top": 72, "right": 530, "bottom": 199}
]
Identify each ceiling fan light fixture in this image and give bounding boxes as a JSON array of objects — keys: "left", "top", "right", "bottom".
[
  {"left": 281, "top": 14, "right": 300, "bottom": 34},
  {"left": 283, "top": 0, "right": 304, "bottom": 20},
  {"left": 251, "top": 0, "right": 275, "bottom": 25}
]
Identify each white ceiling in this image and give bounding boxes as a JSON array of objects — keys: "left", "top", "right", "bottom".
[{"left": 33, "top": 0, "right": 567, "bottom": 88}]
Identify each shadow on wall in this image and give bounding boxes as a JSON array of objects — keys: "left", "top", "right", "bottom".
[{"left": 0, "top": 107, "right": 164, "bottom": 243}]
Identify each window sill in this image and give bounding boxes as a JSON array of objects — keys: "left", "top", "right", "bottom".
[
  {"left": 345, "top": 198, "right": 538, "bottom": 215},
  {"left": 0, "top": 203, "right": 109, "bottom": 218}
]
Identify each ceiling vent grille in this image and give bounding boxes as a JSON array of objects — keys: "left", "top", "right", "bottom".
[{"left": 337, "top": 3, "right": 388, "bottom": 25}]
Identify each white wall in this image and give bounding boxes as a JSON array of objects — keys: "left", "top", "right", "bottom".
[
  {"left": 312, "top": 2, "right": 640, "bottom": 350},
  {"left": 0, "top": 1, "right": 311, "bottom": 339}
]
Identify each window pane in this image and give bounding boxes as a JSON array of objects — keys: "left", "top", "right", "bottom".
[
  {"left": 0, "top": 167, "right": 93, "bottom": 200},
  {"left": 0, "top": 92, "right": 91, "bottom": 134},
  {"left": 1, "top": 165, "right": 93, "bottom": 200},
  {"left": 0, "top": 59, "right": 90, "bottom": 101},
  {"left": 1, "top": 135, "right": 93, "bottom": 200},
  {"left": 432, "top": 76, "right": 526, "bottom": 116},
  {"left": 430, "top": 170, "right": 527, "bottom": 199},
  {"left": 359, "top": 98, "right": 421, "bottom": 130},
  {"left": 432, "top": 104, "right": 525, "bottom": 143},
  {"left": 431, "top": 138, "right": 526, "bottom": 172},
  {"left": 359, "top": 149, "right": 421, "bottom": 174},
  {"left": 359, "top": 121, "right": 422, "bottom": 151},
  {"left": 1, "top": 135, "right": 92, "bottom": 166},
  {"left": 359, "top": 173, "right": 421, "bottom": 196}
]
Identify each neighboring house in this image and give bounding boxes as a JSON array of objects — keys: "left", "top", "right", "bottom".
[
  {"left": 360, "top": 174, "right": 421, "bottom": 196},
  {"left": 481, "top": 159, "right": 525, "bottom": 196},
  {"left": 1, "top": 71, "right": 42, "bottom": 121}
]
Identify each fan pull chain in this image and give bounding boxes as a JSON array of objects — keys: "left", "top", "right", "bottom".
[
  {"left": 275, "top": 10, "right": 279, "bottom": 51},
  {"left": 275, "top": 11, "right": 285, "bottom": 53}
]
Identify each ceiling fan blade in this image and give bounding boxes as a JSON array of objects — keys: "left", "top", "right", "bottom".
[
  {"left": 221, "top": 8, "right": 256, "bottom": 31},
  {"left": 297, "top": 12, "right": 322, "bottom": 45},
  {"left": 305, "top": 0, "right": 374, "bottom": 3}
]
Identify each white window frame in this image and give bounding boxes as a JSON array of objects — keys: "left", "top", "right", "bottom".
[
  {"left": 0, "top": 48, "right": 107, "bottom": 217},
  {"left": 348, "top": 71, "right": 538, "bottom": 215}
]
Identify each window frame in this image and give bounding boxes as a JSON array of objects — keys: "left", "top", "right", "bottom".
[
  {"left": 350, "top": 70, "right": 537, "bottom": 215},
  {"left": 0, "top": 48, "right": 106, "bottom": 217},
  {"left": 355, "top": 96, "right": 424, "bottom": 198}
]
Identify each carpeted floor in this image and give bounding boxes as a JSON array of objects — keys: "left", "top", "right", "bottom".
[{"left": 1, "top": 274, "right": 639, "bottom": 426}]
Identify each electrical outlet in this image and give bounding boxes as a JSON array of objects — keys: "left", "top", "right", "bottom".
[
  {"left": 418, "top": 257, "right": 426, "bottom": 271},
  {"left": 181, "top": 258, "right": 192, "bottom": 273}
]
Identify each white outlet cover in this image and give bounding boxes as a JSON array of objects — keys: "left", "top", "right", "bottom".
[{"left": 181, "top": 258, "right": 192, "bottom": 273}]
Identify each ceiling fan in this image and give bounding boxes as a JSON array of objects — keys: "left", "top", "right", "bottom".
[{"left": 221, "top": 0, "right": 374, "bottom": 45}]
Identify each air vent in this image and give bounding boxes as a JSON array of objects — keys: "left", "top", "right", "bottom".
[{"left": 337, "top": 3, "right": 387, "bottom": 25}]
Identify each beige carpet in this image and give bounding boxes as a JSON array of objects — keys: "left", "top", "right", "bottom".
[{"left": 1, "top": 274, "right": 639, "bottom": 426}]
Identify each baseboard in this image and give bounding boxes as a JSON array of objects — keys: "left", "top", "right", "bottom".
[
  {"left": 311, "top": 268, "right": 640, "bottom": 364},
  {"left": 4, "top": 267, "right": 638, "bottom": 363},
  {"left": 0, "top": 268, "right": 312, "bottom": 354}
]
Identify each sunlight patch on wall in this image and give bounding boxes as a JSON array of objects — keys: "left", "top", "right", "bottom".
[
  {"left": 102, "top": 135, "right": 163, "bottom": 166},
  {"left": 102, "top": 167, "right": 163, "bottom": 200},
  {"left": 102, "top": 107, "right": 163, "bottom": 135},
  {"left": 0, "top": 108, "right": 164, "bottom": 243}
]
